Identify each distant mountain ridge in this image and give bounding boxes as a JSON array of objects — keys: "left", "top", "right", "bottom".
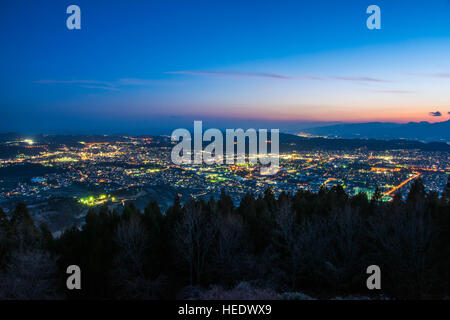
[
  {"left": 302, "top": 120, "right": 450, "bottom": 143},
  {"left": 279, "top": 133, "right": 450, "bottom": 152}
]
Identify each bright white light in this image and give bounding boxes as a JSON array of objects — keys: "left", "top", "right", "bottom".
[{"left": 23, "top": 139, "right": 34, "bottom": 145}]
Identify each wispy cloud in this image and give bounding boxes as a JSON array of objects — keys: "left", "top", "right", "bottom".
[
  {"left": 332, "top": 76, "right": 391, "bottom": 83},
  {"left": 428, "top": 73, "right": 450, "bottom": 78},
  {"left": 117, "top": 78, "right": 174, "bottom": 86},
  {"left": 34, "top": 78, "right": 167, "bottom": 91},
  {"left": 167, "top": 71, "right": 395, "bottom": 83},
  {"left": 300, "top": 75, "right": 324, "bottom": 81},
  {"left": 79, "top": 85, "right": 120, "bottom": 91},
  {"left": 34, "top": 79, "right": 114, "bottom": 86},
  {"left": 34, "top": 79, "right": 118, "bottom": 91},
  {"left": 373, "top": 89, "right": 414, "bottom": 94},
  {"left": 167, "top": 70, "right": 291, "bottom": 79},
  {"left": 429, "top": 111, "right": 442, "bottom": 117},
  {"left": 407, "top": 72, "right": 450, "bottom": 79}
]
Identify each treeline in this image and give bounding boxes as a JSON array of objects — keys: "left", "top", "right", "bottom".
[{"left": 0, "top": 179, "right": 449, "bottom": 300}]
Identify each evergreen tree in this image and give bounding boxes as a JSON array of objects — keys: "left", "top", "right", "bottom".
[
  {"left": 10, "top": 202, "right": 38, "bottom": 247},
  {"left": 406, "top": 179, "right": 426, "bottom": 211},
  {"left": 371, "top": 187, "right": 382, "bottom": 204},
  {"left": 217, "top": 190, "right": 234, "bottom": 216},
  {"left": 143, "top": 200, "right": 165, "bottom": 276},
  {"left": 442, "top": 178, "right": 450, "bottom": 204},
  {"left": 0, "top": 207, "right": 9, "bottom": 231},
  {"left": 0, "top": 207, "right": 11, "bottom": 269}
]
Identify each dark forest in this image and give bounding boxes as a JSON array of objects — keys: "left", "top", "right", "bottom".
[{"left": 1, "top": 179, "right": 449, "bottom": 300}]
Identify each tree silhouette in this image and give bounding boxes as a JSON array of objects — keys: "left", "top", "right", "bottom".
[{"left": 1, "top": 179, "right": 449, "bottom": 300}]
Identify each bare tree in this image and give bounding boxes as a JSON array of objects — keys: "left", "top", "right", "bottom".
[
  {"left": 212, "top": 214, "right": 245, "bottom": 284},
  {"left": 324, "top": 206, "right": 363, "bottom": 288},
  {"left": 174, "top": 202, "right": 217, "bottom": 285},
  {"left": 368, "top": 209, "right": 436, "bottom": 298},
  {"left": 295, "top": 216, "right": 334, "bottom": 285},
  {"left": 113, "top": 215, "right": 163, "bottom": 299},
  {"left": 273, "top": 197, "right": 302, "bottom": 290},
  {"left": 115, "top": 216, "right": 148, "bottom": 277},
  {"left": 0, "top": 248, "right": 59, "bottom": 299}
]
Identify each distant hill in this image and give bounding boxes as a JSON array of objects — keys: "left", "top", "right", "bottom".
[
  {"left": 302, "top": 120, "right": 450, "bottom": 143},
  {"left": 1, "top": 132, "right": 449, "bottom": 159},
  {"left": 278, "top": 133, "right": 450, "bottom": 152}
]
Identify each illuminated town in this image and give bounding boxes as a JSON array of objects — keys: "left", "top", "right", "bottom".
[{"left": 0, "top": 134, "right": 448, "bottom": 233}]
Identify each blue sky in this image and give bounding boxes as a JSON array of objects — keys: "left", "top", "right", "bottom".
[{"left": 1, "top": 0, "right": 449, "bottom": 134}]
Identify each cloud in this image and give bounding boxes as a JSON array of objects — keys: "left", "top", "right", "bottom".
[
  {"left": 299, "top": 75, "right": 324, "bottom": 81},
  {"left": 429, "top": 111, "right": 442, "bottom": 117},
  {"left": 78, "top": 85, "right": 120, "bottom": 91},
  {"left": 34, "top": 79, "right": 118, "bottom": 91},
  {"left": 117, "top": 78, "right": 174, "bottom": 86},
  {"left": 34, "top": 78, "right": 168, "bottom": 91},
  {"left": 167, "top": 70, "right": 291, "bottom": 79},
  {"left": 373, "top": 89, "right": 414, "bottom": 94},
  {"left": 428, "top": 73, "right": 450, "bottom": 78},
  {"left": 332, "top": 76, "right": 391, "bottom": 83},
  {"left": 34, "top": 79, "right": 115, "bottom": 86},
  {"left": 408, "top": 73, "right": 450, "bottom": 79},
  {"left": 167, "top": 71, "right": 392, "bottom": 83}
]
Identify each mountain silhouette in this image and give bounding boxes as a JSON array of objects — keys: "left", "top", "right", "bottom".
[{"left": 303, "top": 120, "right": 450, "bottom": 142}]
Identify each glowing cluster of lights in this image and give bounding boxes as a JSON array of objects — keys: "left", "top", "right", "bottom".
[{"left": 78, "top": 194, "right": 117, "bottom": 206}]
